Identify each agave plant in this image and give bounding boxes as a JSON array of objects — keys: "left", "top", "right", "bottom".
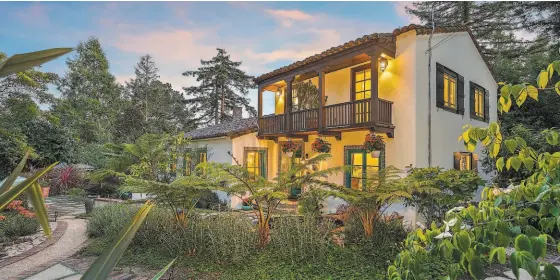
[
  {"left": 0, "top": 48, "right": 72, "bottom": 77},
  {"left": 0, "top": 153, "right": 57, "bottom": 236}
]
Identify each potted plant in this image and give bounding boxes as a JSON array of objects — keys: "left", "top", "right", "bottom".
[
  {"left": 241, "top": 197, "right": 253, "bottom": 211},
  {"left": 281, "top": 140, "right": 300, "bottom": 157},
  {"left": 311, "top": 138, "right": 331, "bottom": 154},
  {"left": 363, "top": 133, "right": 385, "bottom": 158}
]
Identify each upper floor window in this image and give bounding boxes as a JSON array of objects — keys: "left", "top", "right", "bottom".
[
  {"left": 436, "top": 63, "right": 465, "bottom": 115},
  {"left": 352, "top": 64, "right": 371, "bottom": 101},
  {"left": 470, "top": 82, "right": 489, "bottom": 122},
  {"left": 443, "top": 71, "right": 457, "bottom": 109}
]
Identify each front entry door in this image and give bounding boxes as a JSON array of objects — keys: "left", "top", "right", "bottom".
[{"left": 345, "top": 148, "right": 381, "bottom": 190}]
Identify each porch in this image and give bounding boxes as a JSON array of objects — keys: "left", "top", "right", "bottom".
[{"left": 255, "top": 35, "right": 397, "bottom": 139}]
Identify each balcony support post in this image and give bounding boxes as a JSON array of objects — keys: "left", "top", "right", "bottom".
[
  {"left": 367, "top": 49, "right": 381, "bottom": 126},
  {"left": 257, "top": 85, "right": 263, "bottom": 136},
  {"left": 284, "top": 77, "right": 294, "bottom": 133},
  {"left": 316, "top": 70, "right": 326, "bottom": 131}
]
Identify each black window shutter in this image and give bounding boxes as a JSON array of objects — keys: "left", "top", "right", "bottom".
[
  {"left": 436, "top": 63, "right": 444, "bottom": 108},
  {"left": 453, "top": 152, "right": 461, "bottom": 170},
  {"left": 471, "top": 153, "right": 478, "bottom": 171},
  {"left": 457, "top": 74, "right": 465, "bottom": 115},
  {"left": 469, "top": 82, "right": 475, "bottom": 118},
  {"left": 484, "top": 89, "right": 490, "bottom": 122}
]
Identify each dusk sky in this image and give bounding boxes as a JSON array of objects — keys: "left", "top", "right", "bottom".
[{"left": 1, "top": 1, "right": 418, "bottom": 112}]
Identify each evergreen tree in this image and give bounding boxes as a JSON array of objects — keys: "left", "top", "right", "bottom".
[
  {"left": 114, "top": 55, "right": 196, "bottom": 143},
  {"left": 183, "top": 48, "right": 255, "bottom": 126},
  {"left": 406, "top": 2, "right": 549, "bottom": 63},
  {"left": 53, "top": 37, "right": 125, "bottom": 143},
  {"left": 0, "top": 51, "right": 59, "bottom": 105}
]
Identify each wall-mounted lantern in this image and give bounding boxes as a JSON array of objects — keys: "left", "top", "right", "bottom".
[{"left": 379, "top": 57, "right": 388, "bottom": 72}]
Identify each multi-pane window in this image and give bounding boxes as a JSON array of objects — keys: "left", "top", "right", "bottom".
[
  {"left": 354, "top": 68, "right": 371, "bottom": 100},
  {"left": 245, "top": 148, "right": 267, "bottom": 180},
  {"left": 345, "top": 148, "right": 382, "bottom": 190},
  {"left": 443, "top": 71, "right": 457, "bottom": 109},
  {"left": 474, "top": 86, "right": 485, "bottom": 118}
]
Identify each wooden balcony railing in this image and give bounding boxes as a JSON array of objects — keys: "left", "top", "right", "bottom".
[
  {"left": 324, "top": 98, "right": 370, "bottom": 128},
  {"left": 291, "top": 108, "right": 318, "bottom": 131},
  {"left": 259, "top": 114, "right": 285, "bottom": 134},
  {"left": 258, "top": 99, "right": 392, "bottom": 135},
  {"left": 378, "top": 99, "right": 393, "bottom": 125}
]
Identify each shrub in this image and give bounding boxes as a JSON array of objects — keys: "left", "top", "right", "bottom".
[
  {"left": 195, "top": 190, "right": 228, "bottom": 211},
  {"left": 44, "top": 164, "right": 86, "bottom": 195},
  {"left": 68, "top": 188, "right": 86, "bottom": 199},
  {"left": 269, "top": 215, "right": 334, "bottom": 262},
  {"left": 23, "top": 119, "right": 76, "bottom": 167},
  {"left": 0, "top": 213, "right": 39, "bottom": 237},
  {"left": 403, "top": 167, "right": 482, "bottom": 225},
  {"left": 87, "top": 204, "right": 257, "bottom": 263},
  {"left": 344, "top": 208, "right": 409, "bottom": 247}
]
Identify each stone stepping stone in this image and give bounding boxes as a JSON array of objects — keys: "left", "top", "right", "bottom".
[{"left": 25, "top": 264, "right": 77, "bottom": 280}]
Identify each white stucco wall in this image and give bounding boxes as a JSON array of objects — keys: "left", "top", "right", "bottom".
[{"left": 411, "top": 32, "right": 498, "bottom": 188}]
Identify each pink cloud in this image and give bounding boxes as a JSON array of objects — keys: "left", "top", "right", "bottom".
[
  {"left": 266, "top": 9, "right": 317, "bottom": 27},
  {"left": 394, "top": 2, "right": 420, "bottom": 24}
]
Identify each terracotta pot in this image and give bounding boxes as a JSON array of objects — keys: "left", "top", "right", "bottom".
[
  {"left": 41, "top": 186, "right": 50, "bottom": 198},
  {"left": 371, "top": 150, "right": 381, "bottom": 158},
  {"left": 285, "top": 151, "right": 293, "bottom": 157}
]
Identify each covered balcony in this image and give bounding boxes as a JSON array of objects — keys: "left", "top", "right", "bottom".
[{"left": 255, "top": 35, "right": 396, "bottom": 140}]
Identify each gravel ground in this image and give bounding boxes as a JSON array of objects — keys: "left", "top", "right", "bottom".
[{"left": 0, "top": 219, "right": 88, "bottom": 280}]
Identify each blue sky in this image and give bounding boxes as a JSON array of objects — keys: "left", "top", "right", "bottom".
[{"left": 0, "top": 1, "right": 417, "bottom": 112}]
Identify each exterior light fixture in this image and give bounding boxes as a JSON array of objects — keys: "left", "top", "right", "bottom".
[
  {"left": 379, "top": 57, "right": 388, "bottom": 72},
  {"left": 276, "top": 90, "right": 281, "bottom": 98}
]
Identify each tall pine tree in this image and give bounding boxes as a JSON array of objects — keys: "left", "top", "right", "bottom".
[
  {"left": 183, "top": 48, "right": 255, "bottom": 126},
  {"left": 53, "top": 37, "right": 125, "bottom": 143},
  {"left": 406, "top": 2, "right": 549, "bottom": 64},
  {"left": 114, "top": 54, "right": 196, "bottom": 143}
]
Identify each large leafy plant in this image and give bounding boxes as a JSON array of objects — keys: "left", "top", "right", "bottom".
[
  {"left": 202, "top": 153, "right": 344, "bottom": 247},
  {"left": 332, "top": 166, "right": 437, "bottom": 238},
  {"left": 389, "top": 60, "right": 560, "bottom": 280}
]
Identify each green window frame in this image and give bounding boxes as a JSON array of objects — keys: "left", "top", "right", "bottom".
[
  {"left": 244, "top": 147, "right": 268, "bottom": 180},
  {"left": 344, "top": 145, "right": 385, "bottom": 189}
]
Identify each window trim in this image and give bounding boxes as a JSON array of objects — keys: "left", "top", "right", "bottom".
[
  {"left": 244, "top": 147, "right": 268, "bottom": 180},
  {"left": 343, "top": 145, "right": 385, "bottom": 189},
  {"left": 470, "top": 81, "right": 488, "bottom": 122},
  {"left": 350, "top": 64, "right": 372, "bottom": 102},
  {"left": 443, "top": 70, "right": 458, "bottom": 110},
  {"left": 436, "top": 63, "right": 464, "bottom": 115}
]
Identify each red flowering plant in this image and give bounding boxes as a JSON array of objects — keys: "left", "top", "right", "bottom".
[
  {"left": 242, "top": 197, "right": 252, "bottom": 206},
  {"left": 362, "top": 133, "right": 385, "bottom": 153},
  {"left": 281, "top": 140, "right": 300, "bottom": 154},
  {"left": 5, "top": 200, "right": 35, "bottom": 218},
  {"left": 311, "top": 138, "right": 331, "bottom": 153}
]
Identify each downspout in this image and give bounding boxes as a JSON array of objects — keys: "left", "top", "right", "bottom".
[{"left": 427, "top": 4, "right": 435, "bottom": 167}]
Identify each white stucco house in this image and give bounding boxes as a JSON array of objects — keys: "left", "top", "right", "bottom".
[{"left": 181, "top": 24, "right": 498, "bottom": 223}]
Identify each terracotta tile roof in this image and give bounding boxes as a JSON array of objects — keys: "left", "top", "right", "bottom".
[
  {"left": 255, "top": 24, "right": 494, "bottom": 83},
  {"left": 184, "top": 117, "right": 258, "bottom": 140}
]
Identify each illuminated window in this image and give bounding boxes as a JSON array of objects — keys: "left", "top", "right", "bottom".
[
  {"left": 244, "top": 148, "right": 267, "bottom": 180},
  {"left": 353, "top": 67, "right": 371, "bottom": 101},
  {"left": 453, "top": 152, "right": 477, "bottom": 171},
  {"left": 345, "top": 147, "right": 383, "bottom": 189},
  {"left": 474, "top": 87, "right": 484, "bottom": 118},
  {"left": 443, "top": 71, "right": 457, "bottom": 110}
]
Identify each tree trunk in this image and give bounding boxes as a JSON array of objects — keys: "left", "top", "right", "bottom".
[{"left": 220, "top": 83, "right": 225, "bottom": 124}]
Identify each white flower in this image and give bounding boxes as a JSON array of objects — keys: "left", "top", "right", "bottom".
[
  {"left": 446, "top": 207, "right": 465, "bottom": 214},
  {"left": 435, "top": 232, "right": 453, "bottom": 239},
  {"left": 443, "top": 218, "right": 457, "bottom": 232}
]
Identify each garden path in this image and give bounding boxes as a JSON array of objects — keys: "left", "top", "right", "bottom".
[{"left": 483, "top": 266, "right": 560, "bottom": 280}]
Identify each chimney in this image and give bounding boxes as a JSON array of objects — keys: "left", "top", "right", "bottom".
[{"left": 233, "top": 106, "right": 243, "bottom": 120}]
